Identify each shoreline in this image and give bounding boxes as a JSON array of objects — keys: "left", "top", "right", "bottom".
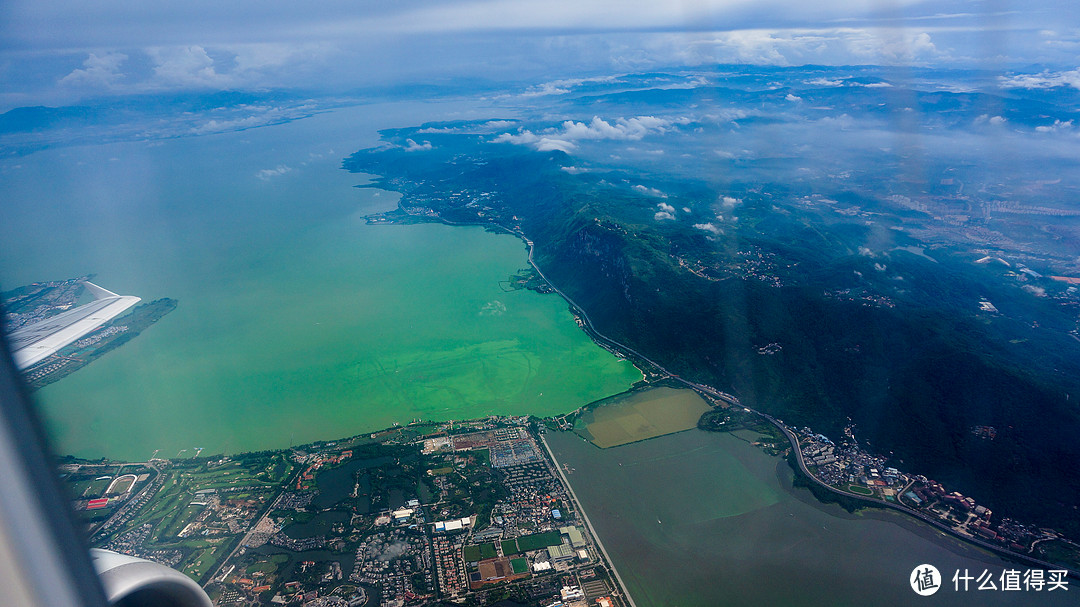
[
  {"left": 46, "top": 200, "right": 1079, "bottom": 581},
  {"left": 772, "top": 418, "right": 1080, "bottom": 578},
  {"left": 416, "top": 210, "right": 1080, "bottom": 578},
  {"left": 539, "top": 432, "right": 639, "bottom": 607}
]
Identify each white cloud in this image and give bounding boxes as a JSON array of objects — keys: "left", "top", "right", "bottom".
[
  {"left": 672, "top": 27, "right": 941, "bottom": 67},
  {"left": 632, "top": 184, "right": 667, "bottom": 197},
  {"left": 493, "top": 115, "right": 681, "bottom": 154},
  {"left": 256, "top": 165, "right": 291, "bottom": 180},
  {"left": 1000, "top": 69, "right": 1080, "bottom": 90},
  {"left": 785, "top": 93, "right": 802, "bottom": 102},
  {"left": 1023, "top": 285, "right": 1046, "bottom": 297},
  {"left": 418, "top": 120, "right": 518, "bottom": 134},
  {"left": 693, "top": 222, "right": 721, "bottom": 234},
  {"left": 185, "top": 103, "right": 315, "bottom": 135},
  {"left": 737, "top": 27, "right": 950, "bottom": 67},
  {"left": 844, "top": 30, "right": 937, "bottom": 63},
  {"left": 535, "top": 138, "right": 577, "bottom": 153},
  {"left": 190, "top": 116, "right": 271, "bottom": 134},
  {"left": 704, "top": 29, "right": 865, "bottom": 65},
  {"left": 818, "top": 113, "right": 855, "bottom": 129},
  {"left": 654, "top": 211, "right": 675, "bottom": 221},
  {"left": 229, "top": 43, "right": 319, "bottom": 73},
  {"left": 416, "top": 126, "right": 459, "bottom": 134},
  {"left": 719, "top": 195, "right": 741, "bottom": 210},
  {"left": 404, "top": 138, "right": 433, "bottom": 151},
  {"left": 46, "top": 43, "right": 335, "bottom": 97},
  {"left": 520, "top": 75, "right": 617, "bottom": 97},
  {"left": 59, "top": 52, "right": 128, "bottom": 88},
  {"left": 560, "top": 116, "right": 679, "bottom": 141},
  {"left": 657, "top": 202, "right": 676, "bottom": 213},
  {"left": 148, "top": 46, "right": 228, "bottom": 87},
  {"left": 2, "top": 0, "right": 1070, "bottom": 108},
  {"left": 493, "top": 130, "right": 539, "bottom": 145},
  {"left": 975, "top": 114, "right": 1008, "bottom": 126},
  {"left": 806, "top": 77, "right": 891, "bottom": 89},
  {"left": 1035, "top": 120, "right": 1074, "bottom": 133}
]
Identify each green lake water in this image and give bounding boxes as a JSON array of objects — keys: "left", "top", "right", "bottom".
[
  {"left": 0, "top": 104, "right": 640, "bottom": 460},
  {"left": 546, "top": 429, "right": 1077, "bottom": 607}
]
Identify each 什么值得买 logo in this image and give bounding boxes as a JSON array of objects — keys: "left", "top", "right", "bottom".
[{"left": 911, "top": 564, "right": 942, "bottom": 596}]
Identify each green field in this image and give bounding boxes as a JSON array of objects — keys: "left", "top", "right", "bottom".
[
  {"left": 463, "top": 545, "right": 482, "bottom": 562},
  {"left": 510, "top": 557, "right": 528, "bottom": 574},
  {"left": 71, "top": 454, "right": 283, "bottom": 586},
  {"left": 847, "top": 484, "right": 874, "bottom": 496},
  {"left": 576, "top": 387, "right": 712, "bottom": 448},
  {"left": 86, "top": 478, "right": 112, "bottom": 495},
  {"left": 480, "top": 542, "right": 498, "bottom": 559},
  {"left": 514, "top": 531, "right": 563, "bottom": 552},
  {"left": 501, "top": 539, "right": 520, "bottom": 556}
]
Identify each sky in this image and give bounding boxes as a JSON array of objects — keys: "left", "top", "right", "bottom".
[{"left": 0, "top": 0, "right": 1079, "bottom": 110}]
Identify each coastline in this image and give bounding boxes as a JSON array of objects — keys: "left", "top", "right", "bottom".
[
  {"left": 539, "top": 432, "right": 639, "bottom": 607},
  {"left": 772, "top": 418, "right": 1080, "bottom": 578},
  {"left": 366, "top": 207, "right": 1080, "bottom": 578}
]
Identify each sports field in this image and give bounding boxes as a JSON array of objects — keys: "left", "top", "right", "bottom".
[
  {"left": 576, "top": 387, "right": 712, "bottom": 448},
  {"left": 513, "top": 531, "right": 562, "bottom": 552}
]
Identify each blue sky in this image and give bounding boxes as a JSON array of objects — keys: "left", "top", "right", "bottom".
[{"left": 1, "top": 0, "right": 1078, "bottom": 110}]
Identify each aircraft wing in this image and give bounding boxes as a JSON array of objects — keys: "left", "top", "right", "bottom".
[{"left": 8, "top": 282, "right": 140, "bottom": 370}]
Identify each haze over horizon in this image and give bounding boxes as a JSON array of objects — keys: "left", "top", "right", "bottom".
[{"left": 2, "top": 0, "right": 1079, "bottom": 113}]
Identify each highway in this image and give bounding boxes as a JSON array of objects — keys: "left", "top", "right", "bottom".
[
  {"left": 773, "top": 415, "right": 1080, "bottom": 578},
  {"left": 540, "top": 434, "right": 638, "bottom": 607},
  {"left": 431, "top": 213, "right": 1080, "bottom": 580},
  {"left": 512, "top": 222, "right": 1080, "bottom": 580}
]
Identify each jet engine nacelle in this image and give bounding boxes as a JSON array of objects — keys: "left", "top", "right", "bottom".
[{"left": 90, "top": 549, "right": 212, "bottom": 607}]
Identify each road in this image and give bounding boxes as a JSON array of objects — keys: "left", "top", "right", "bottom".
[
  {"left": 539, "top": 434, "right": 638, "bottom": 607},
  {"left": 90, "top": 460, "right": 165, "bottom": 541},
  {"left": 204, "top": 462, "right": 307, "bottom": 585},
  {"left": 433, "top": 213, "right": 1080, "bottom": 580},
  {"left": 773, "top": 416, "right": 1079, "bottom": 578}
]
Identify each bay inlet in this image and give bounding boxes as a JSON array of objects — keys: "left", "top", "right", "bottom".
[
  {"left": 0, "top": 104, "right": 640, "bottom": 460},
  {"left": 545, "top": 428, "right": 1076, "bottom": 607}
]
